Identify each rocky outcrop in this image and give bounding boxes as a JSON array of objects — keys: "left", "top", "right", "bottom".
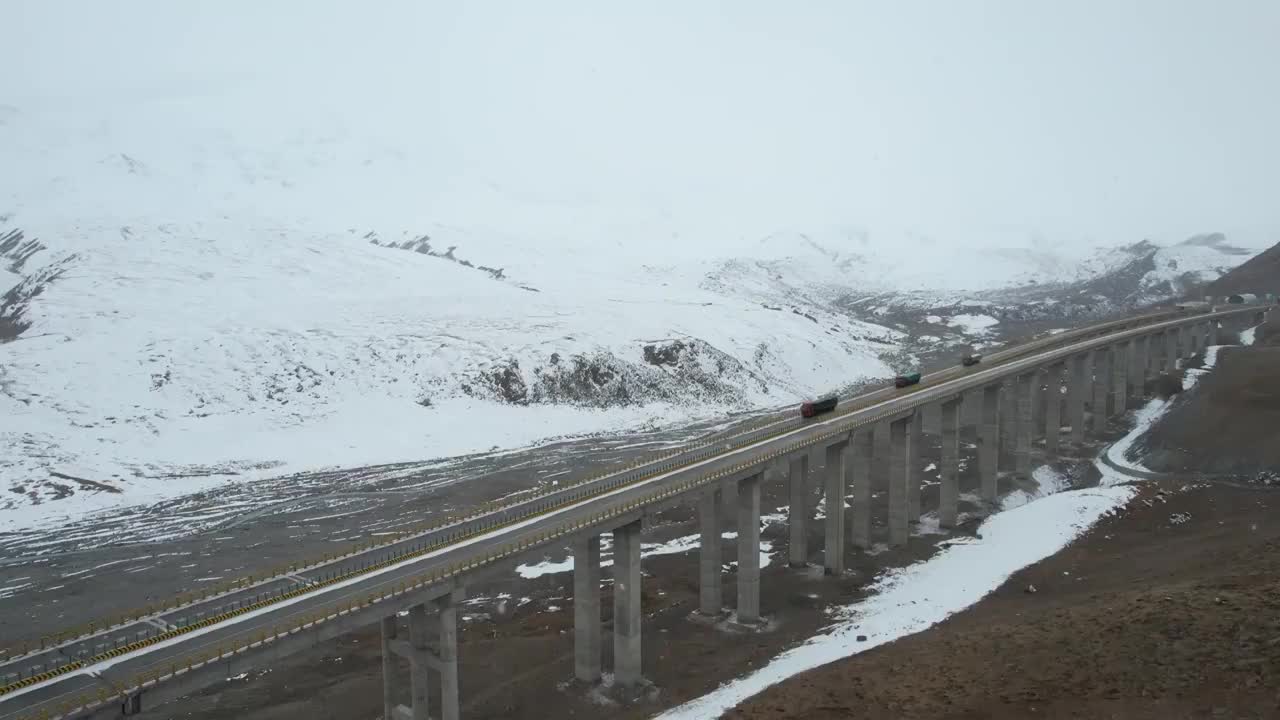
[
  {"left": 460, "top": 339, "right": 773, "bottom": 409},
  {"left": 365, "top": 231, "right": 512, "bottom": 283},
  {"left": 1, "top": 229, "right": 75, "bottom": 342}
]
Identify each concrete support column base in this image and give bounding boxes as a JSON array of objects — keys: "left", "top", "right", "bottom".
[
  {"left": 786, "top": 456, "right": 809, "bottom": 568},
  {"left": 1044, "top": 363, "right": 1063, "bottom": 455},
  {"left": 939, "top": 399, "right": 961, "bottom": 528},
  {"left": 823, "top": 441, "right": 848, "bottom": 575},
  {"left": 1069, "top": 354, "right": 1088, "bottom": 445},
  {"left": 1090, "top": 347, "right": 1110, "bottom": 434},
  {"left": 907, "top": 411, "right": 923, "bottom": 524},
  {"left": 888, "top": 417, "right": 911, "bottom": 546},
  {"left": 979, "top": 385, "right": 1000, "bottom": 503},
  {"left": 850, "top": 430, "right": 873, "bottom": 549},
  {"left": 573, "top": 534, "right": 602, "bottom": 682},
  {"left": 697, "top": 489, "right": 723, "bottom": 616},
  {"left": 382, "top": 589, "right": 464, "bottom": 720},
  {"left": 1014, "top": 373, "right": 1033, "bottom": 481},
  {"left": 736, "top": 473, "right": 762, "bottom": 624},
  {"left": 612, "top": 520, "right": 643, "bottom": 687}
]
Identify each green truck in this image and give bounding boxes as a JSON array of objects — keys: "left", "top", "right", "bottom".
[{"left": 894, "top": 372, "right": 922, "bottom": 388}]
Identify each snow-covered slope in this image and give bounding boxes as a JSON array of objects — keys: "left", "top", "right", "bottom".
[
  {"left": 0, "top": 217, "right": 905, "bottom": 531},
  {"left": 5, "top": 209, "right": 1262, "bottom": 535},
  {"left": 2, "top": 1, "right": 1272, "bottom": 535}
]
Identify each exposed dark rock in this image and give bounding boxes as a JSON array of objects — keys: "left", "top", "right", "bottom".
[
  {"left": 489, "top": 361, "right": 529, "bottom": 404},
  {"left": 1, "top": 238, "right": 75, "bottom": 342},
  {"left": 369, "top": 232, "right": 513, "bottom": 284},
  {"left": 0, "top": 228, "right": 45, "bottom": 273},
  {"left": 643, "top": 340, "right": 688, "bottom": 367}
]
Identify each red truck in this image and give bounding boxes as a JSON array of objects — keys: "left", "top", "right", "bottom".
[{"left": 800, "top": 394, "right": 838, "bottom": 418}]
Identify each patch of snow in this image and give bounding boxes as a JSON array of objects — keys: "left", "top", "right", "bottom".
[
  {"left": 0, "top": 582, "right": 34, "bottom": 599},
  {"left": 1106, "top": 344, "right": 1224, "bottom": 475},
  {"left": 656, "top": 483, "right": 1135, "bottom": 720},
  {"left": 515, "top": 524, "right": 778, "bottom": 579},
  {"left": 945, "top": 314, "right": 999, "bottom": 336},
  {"left": 1000, "top": 465, "right": 1071, "bottom": 511},
  {"left": 1241, "top": 325, "right": 1258, "bottom": 346}
]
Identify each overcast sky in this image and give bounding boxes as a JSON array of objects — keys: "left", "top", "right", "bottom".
[{"left": 5, "top": 0, "right": 1279, "bottom": 252}]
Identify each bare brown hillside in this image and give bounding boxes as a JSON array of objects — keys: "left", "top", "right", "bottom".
[
  {"left": 1206, "top": 240, "right": 1280, "bottom": 298},
  {"left": 728, "top": 338, "right": 1280, "bottom": 720}
]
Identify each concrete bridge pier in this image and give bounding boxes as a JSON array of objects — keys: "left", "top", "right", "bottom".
[
  {"left": 1069, "top": 353, "right": 1087, "bottom": 444},
  {"left": 1111, "top": 341, "right": 1128, "bottom": 415},
  {"left": 786, "top": 456, "right": 809, "bottom": 568},
  {"left": 938, "top": 398, "right": 961, "bottom": 528},
  {"left": 1129, "top": 335, "right": 1147, "bottom": 400},
  {"left": 613, "top": 520, "right": 643, "bottom": 686},
  {"left": 849, "top": 429, "right": 874, "bottom": 549},
  {"left": 1165, "top": 328, "right": 1179, "bottom": 370},
  {"left": 736, "top": 473, "right": 763, "bottom": 623},
  {"left": 889, "top": 415, "right": 916, "bottom": 545},
  {"left": 1014, "top": 373, "right": 1033, "bottom": 480},
  {"left": 999, "top": 378, "right": 1017, "bottom": 471},
  {"left": 1209, "top": 320, "right": 1220, "bottom": 346},
  {"left": 823, "top": 441, "right": 848, "bottom": 575},
  {"left": 697, "top": 489, "right": 724, "bottom": 616},
  {"left": 1090, "top": 347, "right": 1110, "bottom": 433},
  {"left": 382, "top": 591, "right": 462, "bottom": 720},
  {"left": 574, "top": 535, "right": 603, "bottom": 681},
  {"left": 907, "top": 411, "right": 924, "bottom": 524},
  {"left": 979, "top": 385, "right": 1001, "bottom": 503},
  {"left": 436, "top": 596, "right": 461, "bottom": 720},
  {"left": 1044, "top": 363, "right": 1063, "bottom": 454}
]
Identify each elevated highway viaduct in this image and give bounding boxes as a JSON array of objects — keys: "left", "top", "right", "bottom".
[{"left": 0, "top": 304, "right": 1268, "bottom": 720}]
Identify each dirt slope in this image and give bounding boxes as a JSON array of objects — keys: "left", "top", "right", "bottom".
[
  {"left": 727, "top": 480, "right": 1280, "bottom": 720},
  {"left": 1137, "top": 338, "right": 1280, "bottom": 476},
  {"left": 728, "top": 341, "right": 1280, "bottom": 720},
  {"left": 1206, "top": 240, "right": 1280, "bottom": 297}
]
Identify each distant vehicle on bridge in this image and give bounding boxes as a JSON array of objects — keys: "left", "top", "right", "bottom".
[
  {"left": 961, "top": 353, "right": 983, "bottom": 367},
  {"left": 894, "top": 372, "right": 922, "bottom": 388},
  {"left": 799, "top": 394, "right": 838, "bottom": 418}
]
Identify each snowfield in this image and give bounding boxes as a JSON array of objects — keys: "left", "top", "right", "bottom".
[
  {"left": 0, "top": 220, "right": 902, "bottom": 533},
  {"left": 0, "top": 1, "right": 1268, "bottom": 536},
  {"left": 0, "top": 214, "right": 1261, "bottom": 535}
]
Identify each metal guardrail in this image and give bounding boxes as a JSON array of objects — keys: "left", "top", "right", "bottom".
[{"left": 2, "top": 305, "right": 1253, "bottom": 719}]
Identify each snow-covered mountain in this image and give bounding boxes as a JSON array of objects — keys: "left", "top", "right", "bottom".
[
  {"left": 1, "top": 206, "right": 1264, "bottom": 536},
  {"left": 0, "top": 216, "right": 908, "bottom": 531},
  {"left": 2, "top": 1, "right": 1273, "bottom": 535}
]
